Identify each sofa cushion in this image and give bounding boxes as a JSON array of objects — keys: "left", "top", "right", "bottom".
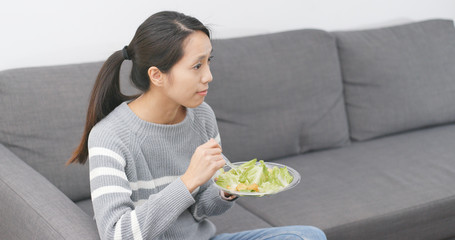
[
  {"left": 0, "top": 61, "right": 136, "bottom": 201},
  {"left": 235, "top": 124, "right": 455, "bottom": 240},
  {"left": 335, "top": 19, "right": 455, "bottom": 141},
  {"left": 75, "top": 198, "right": 95, "bottom": 219},
  {"left": 209, "top": 203, "right": 273, "bottom": 234},
  {"left": 0, "top": 144, "right": 99, "bottom": 240},
  {"left": 206, "top": 29, "right": 350, "bottom": 162}
]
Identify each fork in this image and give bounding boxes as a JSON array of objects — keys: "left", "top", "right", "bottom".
[
  {"left": 191, "top": 117, "right": 239, "bottom": 174},
  {"left": 223, "top": 155, "right": 239, "bottom": 174}
]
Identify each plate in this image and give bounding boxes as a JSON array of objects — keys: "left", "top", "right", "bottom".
[{"left": 212, "top": 161, "right": 301, "bottom": 197}]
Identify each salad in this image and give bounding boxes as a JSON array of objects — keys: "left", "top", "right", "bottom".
[{"left": 215, "top": 158, "right": 294, "bottom": 194}]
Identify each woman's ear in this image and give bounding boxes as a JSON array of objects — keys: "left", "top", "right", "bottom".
[{"left": 148, "top": 66, "right": 165, "bottom": 87}]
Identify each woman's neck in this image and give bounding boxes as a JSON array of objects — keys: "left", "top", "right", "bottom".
[{"left": 127, "top": 92, "right": 186, "bottom": 125}]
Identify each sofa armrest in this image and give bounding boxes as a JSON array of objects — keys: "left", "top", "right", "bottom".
[{"left": 0, "top": 144, "right": 99, "bottom": 240}]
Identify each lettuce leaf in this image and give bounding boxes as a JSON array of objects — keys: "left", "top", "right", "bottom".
[
  {"left": 239, "top": 160, "right": 269, "bottom": 185},
  {"left": 268, "top": 166, "right": 292, "bottom": 186},
  {"left": 215, "top": 158, "right": 294, "bottom": 194},
  {"left": 215, "top": 170, "right": 239, "bottom": 190}
]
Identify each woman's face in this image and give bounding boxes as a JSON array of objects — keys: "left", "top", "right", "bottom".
[{"left": 162, "top": 30, "right": 213, "bottom": 108}]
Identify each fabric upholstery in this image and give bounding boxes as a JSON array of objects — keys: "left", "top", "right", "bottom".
[
  {"left": 75, "top": 198, "right": 95, "bottom": 219},
  {"left": 210, "top": 203, "right": 273, "bottom": 234},
  {"left": 0, "top": 144, "right": 99, "bottom": 239},
  {"left": 206, "top": 29, "right": 350, "bottom": 162},
  {"left": 236, "top": 124, "right": 455, "bottom": 240},
  {"left": 335, "top": 19, "right": 455, "bottom": 141}
]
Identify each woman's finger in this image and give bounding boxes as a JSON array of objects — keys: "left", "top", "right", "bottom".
[
  {"left": 202, "top": 138, "right": 221, "bottom": 149},
  {"left": 204, "top": 148, "right": 222, "bottom": 156}
]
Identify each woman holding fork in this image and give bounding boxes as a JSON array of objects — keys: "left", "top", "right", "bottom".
[{"left": 68, "top": 10, "right": 326, "bottom": 240}]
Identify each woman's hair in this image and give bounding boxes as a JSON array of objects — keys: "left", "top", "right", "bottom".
[{"left": 67, "top": 11, "right": 211, "bottom": 164}]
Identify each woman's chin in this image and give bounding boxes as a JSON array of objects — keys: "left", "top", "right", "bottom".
[{"left": 185, "top": 98, "right": 205, "bottom": 108}]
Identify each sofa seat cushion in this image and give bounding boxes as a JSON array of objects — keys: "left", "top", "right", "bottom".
[
  {"left": 335, "top": 19, "right": 455, "bottom": 141},
  {"left": 234, "top": 123, "right": 455, "bottom": 240},
  {"left": 206, "top": 29, "right": 350, "bottom": 162},
  {"left": 210, "top": 203, "right": 273, "bottom": 234},
  {"left": 75, "top": 198, "right": 95, "bottom": 219}
]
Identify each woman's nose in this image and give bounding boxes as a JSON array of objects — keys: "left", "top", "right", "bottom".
[{"left": 202, "top": 67, "right": 213, "bottom": 83}]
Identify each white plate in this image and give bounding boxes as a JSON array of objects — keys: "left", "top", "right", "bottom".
[{"left": 212, "top": 161, "right": 301, "bottom": 197}]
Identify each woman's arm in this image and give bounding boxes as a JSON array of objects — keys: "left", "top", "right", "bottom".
[
  {"left": 188, "top": 102, "right": 238, "bottom": 221},
  {"left": 189, "top": 178, "right": 237, "bottom": 222},
  {"left": 90, "top": 148, "right": 196, "bottom": 240}
]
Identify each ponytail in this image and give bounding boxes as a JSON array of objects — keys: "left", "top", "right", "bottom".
[{"left": 67, "top": 50, "right": 135, "bottom": 165}]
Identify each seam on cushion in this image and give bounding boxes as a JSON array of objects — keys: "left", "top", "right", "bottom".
[
  {"left": 331, "top": 32, "right": 354, "bottom": 143},
  {"left": 325, "top": 194, "right": 455, "bottom": 235},
  {"left": 304, "top": 91, "right": 345, "bottom": 131},
  {"left": 0, "top": 175, "right": 67, "bottom": 239},
  {"left": 298, "top": 91, "right": 349, "bottom": 153}
]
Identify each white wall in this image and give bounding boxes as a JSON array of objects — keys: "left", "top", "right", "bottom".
[{"left": 1, "top": 0, "right": 454, "bottom": 71}]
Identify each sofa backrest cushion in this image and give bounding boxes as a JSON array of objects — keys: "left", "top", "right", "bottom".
[
  {"left": 206, "top": 29, "right": 350, "bottom": 162},
  {"left": 0, "top": 61, "right": 136, "bottom": 201},
  {"left": 335, "top": 19, "right": 455, "bottom": 141}
]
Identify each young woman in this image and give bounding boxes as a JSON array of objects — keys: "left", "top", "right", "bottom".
[{"left": 68, "top": 11, "right": 327, "bottom": 240}]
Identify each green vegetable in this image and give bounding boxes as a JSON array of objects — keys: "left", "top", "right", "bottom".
[
  {"left": 215, "top": 169, "right": 238, "bottom": 189},
  {"left": 215, "top": 158, "right": 294, "bottom": 194}
]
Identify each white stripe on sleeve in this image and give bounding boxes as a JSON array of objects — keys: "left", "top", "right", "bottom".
[
  {"left": 131, "top": 210, "right": 143, "bottom": 240},
  {"left": 131, "top": 185, "right": 199, "bottom": 208},
  {"left": 91, "top": 186, "right": 132, "bottom": 200},
  {"left": 114, "top": 215, "right": 123, "bottom": 240},
  {"left": 89, "top": 147, "right": 126, "bottom": 167},
  {"left": 90, "top": 167, "right": 128, "bottom": 181},
  {"left": 129, "top": 176, "right": 179, "bottom": 191}
]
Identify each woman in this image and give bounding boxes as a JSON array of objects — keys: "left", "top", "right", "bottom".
[{"left": 68, "top": 11, "right": 326, "bottom": 240}]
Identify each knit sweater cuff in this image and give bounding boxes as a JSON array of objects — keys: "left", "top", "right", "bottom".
[
  {"left": 159, "top": 177, "right": 196, "bottom": 210},
  {"left": 204, "top": 183, "right": 237, "bottom": 213}
]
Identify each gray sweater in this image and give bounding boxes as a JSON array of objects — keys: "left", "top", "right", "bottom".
[{"left": 88, "top": 101, "right": 236, "bottom": 240}]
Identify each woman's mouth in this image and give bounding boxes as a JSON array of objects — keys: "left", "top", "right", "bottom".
[{"left": 197, "top": 90, "right": 208, "bottom": 96}]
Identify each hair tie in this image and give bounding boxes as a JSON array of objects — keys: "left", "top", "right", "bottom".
[{"left": 122, "top": 46, "right": 130, "bottom": 60}]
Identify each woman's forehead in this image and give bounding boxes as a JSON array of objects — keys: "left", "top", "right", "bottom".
[{"left": 181, "top": 31, "right": 212, "bottom": 61}]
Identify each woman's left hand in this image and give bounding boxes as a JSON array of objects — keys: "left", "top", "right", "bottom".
[{"left": 221, "top": 190, "right": 238, "bottom": 201}]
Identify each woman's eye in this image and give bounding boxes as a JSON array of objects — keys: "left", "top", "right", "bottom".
[{"left": 193, "top": 56, "right": 213, "bottom": 70}]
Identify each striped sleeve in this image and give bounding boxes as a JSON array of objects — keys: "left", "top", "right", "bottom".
[{"left": 88, "top": 127, "right": 196, "bottom": 240}]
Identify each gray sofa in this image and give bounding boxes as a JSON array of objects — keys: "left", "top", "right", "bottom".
[{"left": 1, "top": 19, "right": 455, "bottom": 240}]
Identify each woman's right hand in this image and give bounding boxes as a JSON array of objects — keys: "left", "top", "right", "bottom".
[{"left": 181, "top": 138, "right": 226, "bottom": 193}]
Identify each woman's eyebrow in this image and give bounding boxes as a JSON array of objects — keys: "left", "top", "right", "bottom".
[{"left": 194, "top": 48, "right": 214, "bottom": 61}]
